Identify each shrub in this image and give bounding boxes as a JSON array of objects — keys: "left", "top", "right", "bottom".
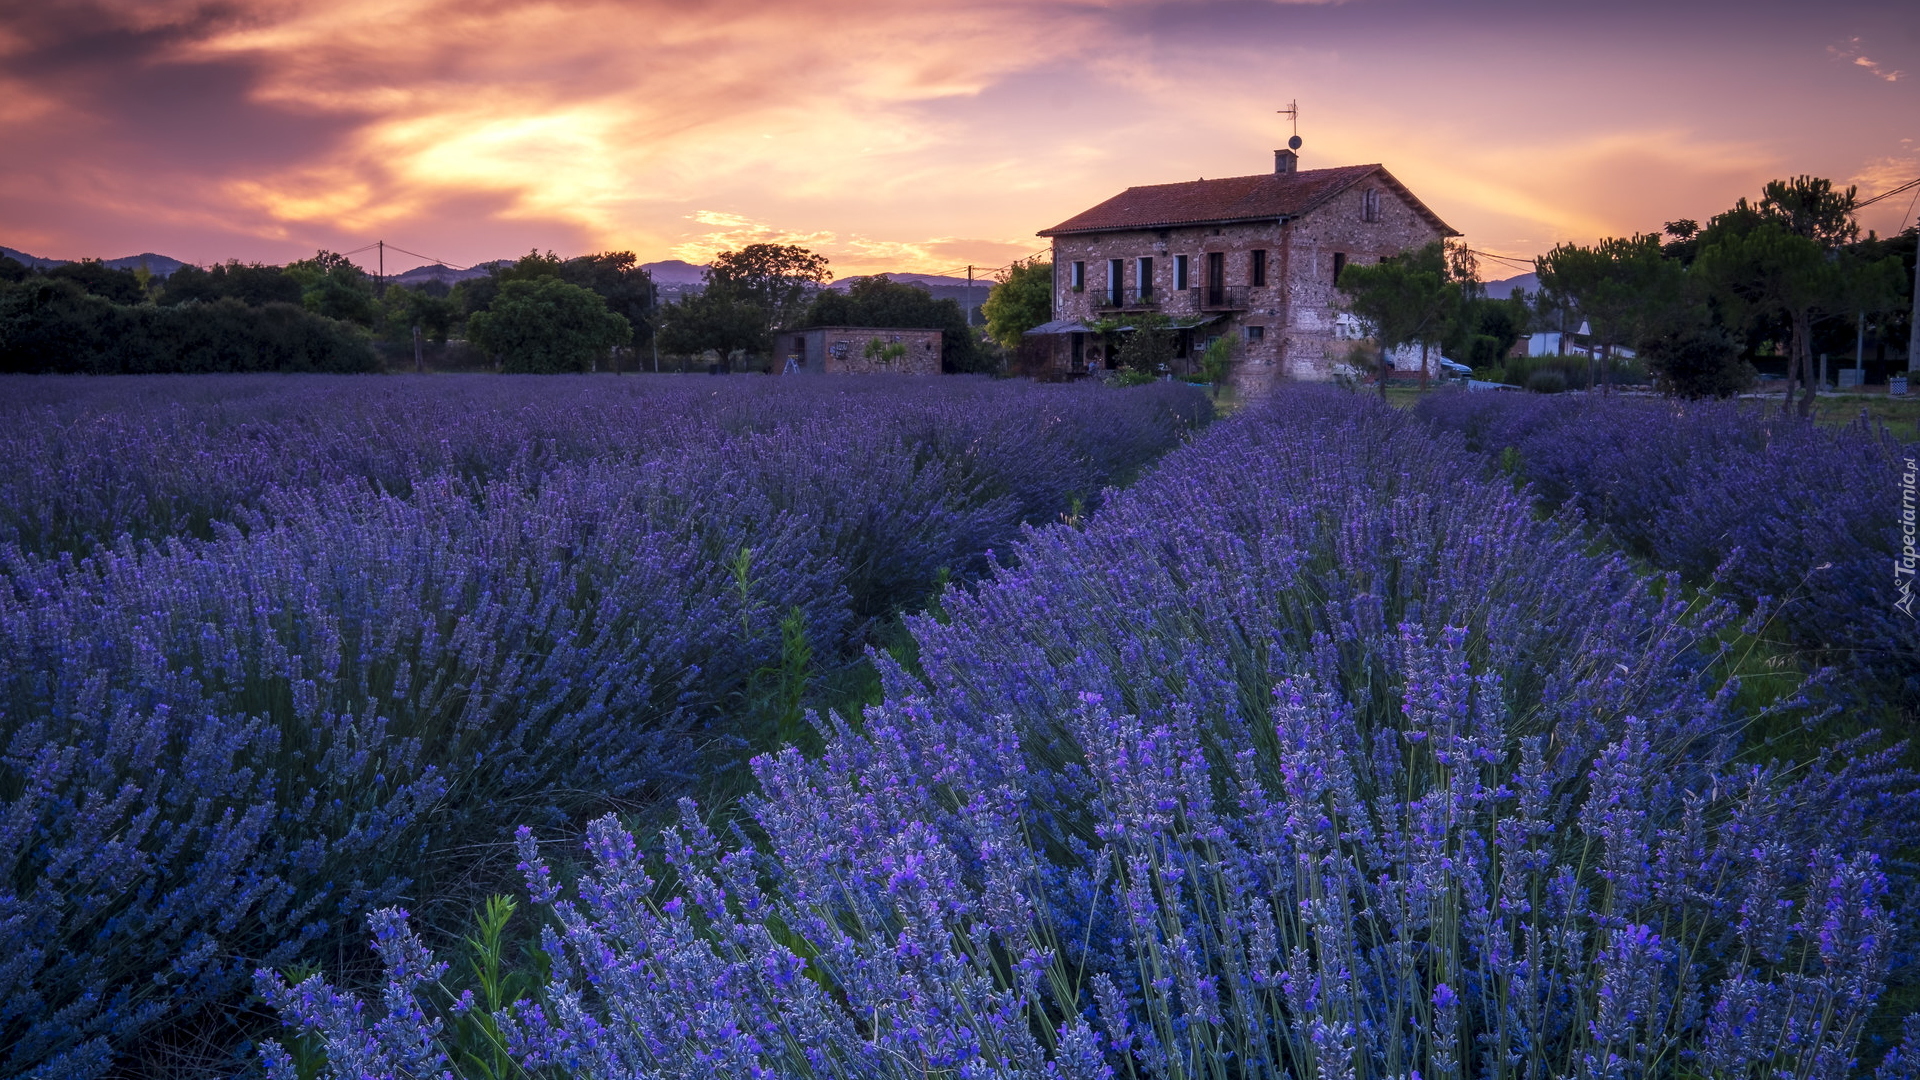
[{"left": 1525, "top": 367, "right": 1567, "bottom": 393}]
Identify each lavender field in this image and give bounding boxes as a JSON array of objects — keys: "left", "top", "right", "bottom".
[
  {"left": 0, "top": 374, "right": 1208, "bottom": 1077},
  {"left": 4, "top": 378, "right": 1917, "bottom": 1080}
]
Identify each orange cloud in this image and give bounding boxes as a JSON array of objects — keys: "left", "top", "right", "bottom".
[{"left": 1, "top": 1, "right": 1913, "bottom": 274}]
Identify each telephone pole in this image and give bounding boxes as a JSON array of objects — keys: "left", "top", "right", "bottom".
[
  {"left": 376, "top": 241, "right": 385, "bottom": 289},
  {"left": 966, "top": 265, "right": 975, "bottom": 326}
]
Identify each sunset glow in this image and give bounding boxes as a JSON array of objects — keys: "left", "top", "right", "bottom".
[{"left": 4, "top": 0, "right": 1915, "bottom": 278}]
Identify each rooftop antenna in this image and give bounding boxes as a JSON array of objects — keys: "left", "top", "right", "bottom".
[{"left": 1274, "top": 100, "right": 1303, "bottom": 173}]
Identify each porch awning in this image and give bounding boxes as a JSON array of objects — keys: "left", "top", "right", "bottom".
[{"left": 1023, "top": 319, "right": 1093, "bottom": 335}]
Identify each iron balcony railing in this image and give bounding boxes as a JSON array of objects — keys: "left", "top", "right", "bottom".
[
  {"left": 1192, "top": 285, "right": 1252, "bottom": 311},
  {"left": 1092, "top": 286, "right": 1161, "bottom": 311}
]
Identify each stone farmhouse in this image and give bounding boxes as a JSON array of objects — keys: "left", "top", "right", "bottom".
[{"left": 1026, "top": 148, "right": 1458, "bottom": 392}]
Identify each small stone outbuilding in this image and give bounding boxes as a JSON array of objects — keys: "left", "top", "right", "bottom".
[
  {"left": 1028, "top": 149, "right": 1459, "bottom": 393},
  {"left": 776, "top": 326, "right": 943, "bottom": 375}
]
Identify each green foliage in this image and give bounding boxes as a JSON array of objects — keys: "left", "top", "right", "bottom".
[
  {"left": 1198, "top": 334, "right": 1236, "bottom": 398},
  {"left": 1640, "top": 321, "right": 1754, "bottom": 398},
  {"left": 863, "top": 337, "right": 908, "bottom": 364},
  {"left": 1695, "top": 221, "right": 1904, "bottom": 415},
  {"left": 1535, "top": 233, "right": 1683, "bottom": 372},
  {"left": 0, "top": 277, "right": 375, "bottom": 373},
  {"left": 1447, "top": 295, "right": 1529, "bottom": 368},
  {"left": 377, "top": 285, "right": 458, "bottom": 346},
  {"left": 46, "top": 260, "right": 146, "bottom": 304},
  {"left": 161, "top": 262, "right": 304, "bottom": 308},
  {"left": 801, "top": 275, "right": 980, "bottom": 372},
  {"left": 1109, "top": 312, "right": 1178, "bottom": 376},
  {"left": 982, "top": 257, "right": 1052, "bottom": 349},
  {"left": 1337, "top": 241, "right": 1461, "bottom": 393},
  {"left": 1525, "top": 368, "right": 1567, "bottom": 393},
  {"left": 466, "top": 278, "right": 632, "bottom": 373},
  {"left": 455, "top": 250, "right": 658, "bottom": 350},
  {"left": 285, "top": 251, "right": 377, "bottom": 326},
  {"left": 709, "top": 243, "right": 831, "bottom": 332},
  {"left": 657, "top": 288, "right": 769, "bottom": 366}
]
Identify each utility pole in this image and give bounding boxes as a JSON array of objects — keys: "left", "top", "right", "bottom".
[
  {"left": 967, "top": 265, "right": 974, "bottom": 326},
  {"left": 377, "top": 240, "right": 384, "bottom": 290},
  {"left": 1910, "top": 252, "right": 1919, "bottom": 373},
  {"left": 413, "top": 324, "right": 423, "bottom": 373}
]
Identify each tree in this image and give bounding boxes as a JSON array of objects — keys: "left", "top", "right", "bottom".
[
  {"left": 466, "top": 278, "right": 631, "bottom": 373},
  {"left": 1536, "top": 233, "right": 1681, "bottom": 392},
  {"left": 707, "top": 244, "right": 831, "bottom": 333},
  {"left": 558, "top": 251, "right": 657, "bottom": 347},
  {"left": 161, "top": 262, "right": 303, "bottom": 308},
  {"left": 1337, "top": 242, "right": 1459, "bottom": 397},
  {"left": 285, "top": 251, "right": 377, "bottom": 326},
  {"left": 799, "top": 275, "right": 980, "bottom": 373},
  {"left": 982, "top": 258, "right": 1052, "bottom": 349},
  {"left": 655, "top": 290, "right": 768, "bottom": 369},
  {"left": 1696, "top": 223, "right": 1903, "bottom": 417},
  {"left": 1106, "top": 312, "right": 1177, "bottom": 380},
  {"left": 46, "top": 260, "right": 145, "bottom": 304}
]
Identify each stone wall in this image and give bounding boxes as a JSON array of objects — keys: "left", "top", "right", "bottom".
[{"left": 780, "top": 327, "right": 942, "bottom": 376}]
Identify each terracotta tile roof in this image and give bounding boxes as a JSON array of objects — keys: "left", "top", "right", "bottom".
[{"left": 1038, "top": 164, "right": 1458, "bottom": 237}]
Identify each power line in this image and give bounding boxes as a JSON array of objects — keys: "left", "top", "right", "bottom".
[{"left": 1855, "top": 176, "right": 1920, "bottom": 210}]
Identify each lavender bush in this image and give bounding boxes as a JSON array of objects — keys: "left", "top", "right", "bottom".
[
  {"left": 0, "top": 374, "right": 1207, "bottom": 1077},
  {"left": 1413, "top": 391, "right": 1919, "bottom": 694},
  {"left": 268, "top": 388, "right": 1917, "bottom": 1079}
]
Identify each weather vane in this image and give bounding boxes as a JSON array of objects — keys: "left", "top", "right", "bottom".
[{"left": 1278, "top": 100, "right": 1302, "bottom": 149}]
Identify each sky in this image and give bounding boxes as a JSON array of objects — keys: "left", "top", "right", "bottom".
[{"left": 2, "top": 0, "right": 1916, "bottom": 281}]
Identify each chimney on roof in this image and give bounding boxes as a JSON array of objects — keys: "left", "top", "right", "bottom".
[{"left": 1274, "top": 148, "right": 1298, "bottom": 174}]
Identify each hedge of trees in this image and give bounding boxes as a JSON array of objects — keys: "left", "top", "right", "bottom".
[{"left": 0, "top": 247, "right": 658, "bottom": 375}]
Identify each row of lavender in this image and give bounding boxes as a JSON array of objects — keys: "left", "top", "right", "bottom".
[
  {"left": 1413, "top": 391, "right": 1919, "bottom": 697},
  {"left": 0, "top": 376, "right": 1210, "bottom": 1078},
  {"left": 270, "top": 388, "right": 1919, "bottom": 1079}
]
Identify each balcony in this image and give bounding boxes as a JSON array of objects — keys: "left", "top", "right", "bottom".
[
  {"left": 1092, "top": 286, "right": 1161, "bottom": 312},
  {"left": 1192, "top": 285, "right": 1252, "bottom": 311}
]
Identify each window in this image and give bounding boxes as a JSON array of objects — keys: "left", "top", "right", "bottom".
[
  {"left": 1108, "top": 259, "right": 1124, "bottom": 305},
  {"left": 1332, "top": 252, "right": 1347, "bottom": 286},
  {"left": 1071, "top": 261, "right": 1085, "bottom": 291},
  {"left": 1250, "top": 249, "right": 1267, "bottom": 287},
  {"left": 1174, "top": 254, "right": 1189, "bottom": 291},
  {"left": 1245, "top": 325, "right": 1265, "bottom": 343},
  {"left": 1136, "top": 257, "right": 1154, "bottom": 298},
  {"left": 1362, "top": 189, "right": 1382, "bottom": 222}
]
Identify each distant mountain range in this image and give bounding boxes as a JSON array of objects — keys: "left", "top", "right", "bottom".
[
  {"left": 1, "top": 245, "right": 991, "bottom": 312},
  {"left": 1482, "top": 272, "right": 1537, "bottom": 300},
  {"left": 2, "top": 246, "right": 187, "bottom": 276}
]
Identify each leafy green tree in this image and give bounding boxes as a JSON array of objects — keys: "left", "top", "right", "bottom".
[
  {"left": 1536, "top": 233, "right": 1681, "bottom": 392},
  {"left": 0, "top": 256, "right": 28, "bottom": 284},
  {"left": 655, "top": 290, "right": 769, "bottom": 369},
  {"left": 377, "top": 285, "right": 457, "bottom": 347},
  {"left": 1337, "top": 241, "right": 1459, "bottom": 397},
  {"left": 286, "top": 251, "right": 377, "bottom": 326},
  {"left": 558, "top": 252, "right": 657, "bottom": 346},
  {"left": 707, "top": 244, "right": 830, "bottom": 330},
  {"left": 47, "top": 260, "right": 145, "bottom": 304},
  {"left": 799, "top": 275, "right": 980, "bottom": 372},
  {"left": 1696, "top": 223, "right": 1904, "bottom": 416},
  {"left": 982, "top": 258, "right": 1052, "bottom": 349},
  {"left": 466, "top": 278, "right": 631, "bottom": 373}
]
